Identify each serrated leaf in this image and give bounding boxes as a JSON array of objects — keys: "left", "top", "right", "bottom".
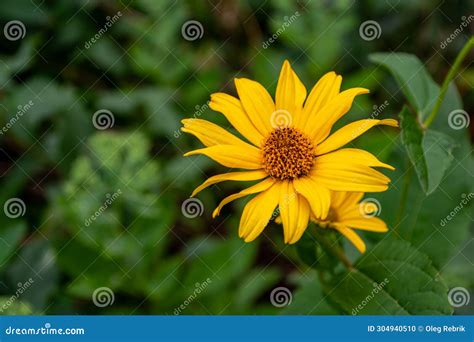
[
  {"left": 399, "top": 107, "right": 455, "bottom": 194},
  {"left": 326, "top": 239, "right": 452, "bottom": 315},
  {"left": 370, "top": 53, "right": 439, "bottom": 120}
]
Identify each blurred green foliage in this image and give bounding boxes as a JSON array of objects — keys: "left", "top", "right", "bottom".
[{"left": 0, "top": 0, "right": 472, "bottom": 315}]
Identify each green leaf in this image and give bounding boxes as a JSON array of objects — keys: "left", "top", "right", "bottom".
[
  {"left": 399, "top": 107, "right": 455, "bottom": 194},
  {"left": 0, "top": 221, "right": 27, "bottom": 270},
  {"left": 281, "top": 271, "right": 338, "bottom": 315},
  {"left": 296, "top": 230, "right": 339, "bottom": 271},
  {"left": 369, "top": 53, "right": 439, "bottom": 120},
  {"left": 326, "top": 238, "right": 452, "bottom": 315},
  {"left": 376, "top": 84, "right": 472, "bottom": 267},
  {"left": 6, "top": 239, "right": 59, "bottom": 310},
  {"left": 0, "top": 296, "right": 33, "bottom": 315}
]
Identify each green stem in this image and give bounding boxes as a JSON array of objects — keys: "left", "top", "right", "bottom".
[
  {"left": 424, "top": 36, "right": 474, "bottom": 127},
  {"left": 313, "top": 228, "right": 353, "bottom": 270}
]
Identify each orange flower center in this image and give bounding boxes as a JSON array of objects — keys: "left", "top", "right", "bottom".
[{"left": 262, "top": 127, "right": 314, "bottom": 180}]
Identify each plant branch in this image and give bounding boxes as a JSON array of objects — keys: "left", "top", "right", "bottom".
[
  {"left": 313, "top": 227, "right": 353, "bottom": 270},
  {"left": 424, "top": 36, "right": 474, "bottom": 127}
]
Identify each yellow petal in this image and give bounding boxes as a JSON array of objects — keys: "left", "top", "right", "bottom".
[
  {"left": 333, "top": 225, "right": 366, "bottom": 253},
  {"left": 293, "top": 176, "right": 330, "bottom": 219},
  {"left": 184, "top": 145, "right": 262, "bottom": 170},
  {"left": 340, "top": 216, "right": 388, "bottom": 232},
  {"left": 210, "top": 93, "right": 264, "bottom": 146},
  {"left": 316, "top": 119, "right": 399, "bottom": 155},
  {"left": 278, "top": 181, "right": 310, "bottom": 244},
  {"left": 315, "top": 148, "right": 395, "bottom": 169},
  {"left": 330, "top": 192, "right": 364, "bottom": 216},
  {"left": 305, "top": 88, "right": 369, "bottom": 144},
  {"left": 299, "top": 71, "right": 341, "bottom": 129},
  {"left": 181, "top": 118, "right": 255, "bottom": 148},
  {"left": 239, "top": 182, "right": 281, "bottom": 242},
  {"left": 275, "top": 60, "right": 307, "bottom": 127},
  {"left": 191, "top": 170, "right": 268, "bottom": 197},
  {"left": 234, "top": 78, "right": 274, "bottom": 136},
  {"left": 212, "top": 178, "right": 275, "bottom": 217}
]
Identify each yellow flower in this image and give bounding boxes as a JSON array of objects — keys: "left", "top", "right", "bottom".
[
  {"left": 182, "top": 60, "right": 397, "bottom": 244},
  {"left": 315, "top": 192, "right": 388, "bottom": 253}
]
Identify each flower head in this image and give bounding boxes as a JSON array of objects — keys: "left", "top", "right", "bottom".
[
  {"left": 182, "top": 60, "right": 397, "bottom": 244},
  {"left": 315, "top": 192, "right": 388, "bottom": 253}
]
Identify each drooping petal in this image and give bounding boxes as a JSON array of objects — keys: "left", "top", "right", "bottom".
[
  {"left": 239, "top": 182, "right": 281, "bottom": 242},
  {"left": 275, "top": 60, "right": 307, "bottom": 127},
  {"left": 298, "top": 71, "right": 341, "bottom": 129},
  {"left": 333, "top": 225, "right": 366, "bottom": 253},
  {"left": 340, "top": 215, "right": 388, "bottom": 232},
  {"left": 279, "top": 181, "right": 310, "bottom": 244},
  {"left": 191, "top": 170, "right": 268, "bottom": 197},
  {"left": 212, "top": 178, "right": 275, "bottom": 217},
  {"left": 184, "top": 145, "right": 262, "bottom": 170},
  {"left": 209, "top": 93, "right": 264, "bottom": 146},
  {"left": 315, "top": 119, "right": 398, "bottom": 155},
  {"left": 234, "top": 78, "right": 275, "bottom": 136},
  {"left": 293, "top": 176, "right": 331, "bottom": 219},
  {"left": 181, "top": 118, "right": 256, "bottom": 148},
  {"left": 305, "top": 88, "right": 369, "bottom": 144}
]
